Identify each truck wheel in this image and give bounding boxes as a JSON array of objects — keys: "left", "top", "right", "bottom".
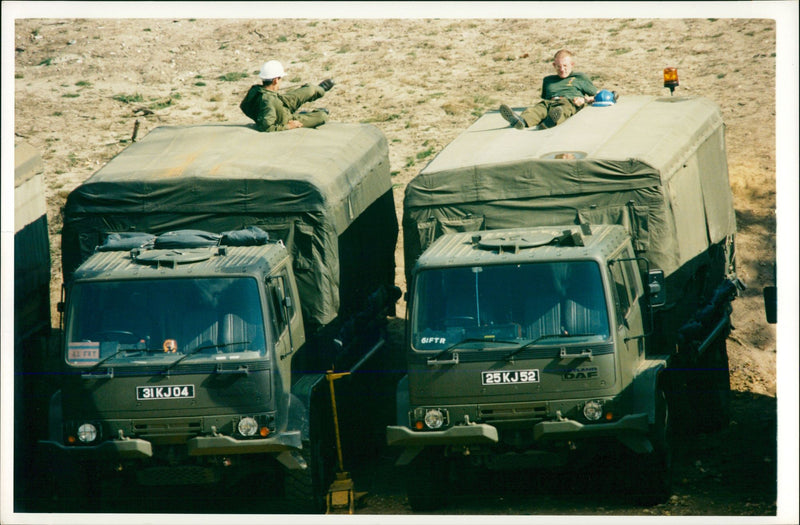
[
  {"left": 405, "top": 447, "right": 447, "bottom": 512},
  {"left": 631, "top": 388, "right": 672, "bottom": 505},
  {"left": 28, "top": 451, "right": 74, "bottom": 512},
  {"left": 697, "top": 338, "right": 731, "bottom": 433},
  {"left": 283, "top": 441, "right": 328, "bottom": 513}
]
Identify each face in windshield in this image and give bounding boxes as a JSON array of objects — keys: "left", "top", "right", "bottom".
[
  {"left": 65, "top": 277, "right": 267, "bottom": 366},
  {"left": 411, "top": 261, "right": 610, "bottom": 350}
]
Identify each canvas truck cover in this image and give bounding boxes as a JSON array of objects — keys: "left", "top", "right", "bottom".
[
  {"left": 15, "top": 143, "right": 51, "bottom": 341},
  {"left": 404, "top": 95, "right": 736, "bottom": 297},
  {"left": 63, "top": 123, "right": 398, "bottom": 330}
]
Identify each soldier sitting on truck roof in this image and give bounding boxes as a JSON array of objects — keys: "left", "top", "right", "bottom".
[
  {"left": 239, "top": 60, "right": 334, "bottom": 132},
  {"left": 498, "top": 49, "right": 616, "bottom": 130}
]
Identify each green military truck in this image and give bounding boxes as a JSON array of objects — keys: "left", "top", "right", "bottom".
[
  {"left": 14, "top": 143, "right": 51, "bottom": 351},
  {"left": 39, "top": 123, "right": 399, "bottom": 512},
  {"left": 387, "top": 95, "right": 742, "bottom": 509},
  {"left": 14, "top": 143, "right": 53, "bottom": 510}
]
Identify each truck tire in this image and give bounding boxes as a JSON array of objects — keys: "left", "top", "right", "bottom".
[
  {"left": 28, "top": 451, "right": 76, "bottom": 512},
  {"left": 669, "top": 338, "right": 732, "bottom": 435},
  {"left": 283, "top": 441, "right": 328, "bottom": 513},
  {"left": 405, "top": 447, "right": 448, "bottom": 512},
  {"left": 697, "top": 338, "right": 731, "bottom": 433},
  {"left": 631, "top": 388, "right": 672, "bottom": 505}
]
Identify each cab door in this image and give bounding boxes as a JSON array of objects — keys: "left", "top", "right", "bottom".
[
  {"left": 266, "top": 265, "right": 305, "bottom": 390},
  {"left": 609, "top": 246, "right": 646, "bottom": 387}
]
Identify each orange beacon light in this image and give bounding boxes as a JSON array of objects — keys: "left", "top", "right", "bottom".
[{"left": 663, "top": 67, "right": 679, "bottom": 95}]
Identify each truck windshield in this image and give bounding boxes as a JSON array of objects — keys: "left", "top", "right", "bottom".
[
  {"left": 65, "top": 277, "right": 267, "bottom": 367},
  {"left": 411, "top": 261, "right": 610, "bottom": 351}
]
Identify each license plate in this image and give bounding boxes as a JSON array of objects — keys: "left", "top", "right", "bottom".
[
  {"left": 137, "top": 385, "right": 195, "bottom": 400},
  {"left": 481, "top": 370, "right": 540, "bottom": 385}
]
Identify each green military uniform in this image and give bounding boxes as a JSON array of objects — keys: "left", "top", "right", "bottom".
[
  {"left": 520, "top": 72, "right": 599, "bottom": 128},
  {"left": 240, "top": 84, "right": 327, "bottom": 132}
]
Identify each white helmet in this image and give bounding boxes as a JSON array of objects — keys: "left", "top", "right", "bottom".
[{"left": 259, "top": 60, "right": 285, "bottom": 80}]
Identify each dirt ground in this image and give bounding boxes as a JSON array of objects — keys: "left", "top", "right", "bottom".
[{"left": 8, "top": 11, "right": 795, "bottom": 522}]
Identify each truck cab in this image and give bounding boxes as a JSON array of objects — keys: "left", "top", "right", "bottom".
[
  {"left": 43, "top": 230, "right": 312, "bottom": 497},
  {"left": 389, "top": 225, "right": 670, "bottom": 508}
]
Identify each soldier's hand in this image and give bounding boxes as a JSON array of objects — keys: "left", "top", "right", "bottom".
[{"left": 287, "top": 120, "right": 303, "bottom": 129}]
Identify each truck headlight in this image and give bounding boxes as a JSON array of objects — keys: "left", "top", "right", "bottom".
[
  {"left": 424, "top": 409, "right": 445, "bottom": 430},
  {"left": 238, "top": 417, "right": 259, "bottom": 437},
  {"left": 77, "top": 423, "right": 98, "bottom": 443},
  {"left": 583, "top": 400, "right": 604, "bottom": 421}
]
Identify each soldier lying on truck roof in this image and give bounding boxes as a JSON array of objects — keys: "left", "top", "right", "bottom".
[{"left": 498, "top": 48, "right": 617, "bottom": 130}]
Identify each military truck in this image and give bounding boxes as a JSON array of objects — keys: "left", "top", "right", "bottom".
[
  {"left": 14, "top": 143, "right": 53, "bottom": 509},
  {"left": 39, "top": 123, "right": 399, "bottom": 512},
  {"left": 387, "top": 95, "right": 742, "bottom": 509},
  {"left": 14, "top": 143, "right": 51, "bottom": 352}
]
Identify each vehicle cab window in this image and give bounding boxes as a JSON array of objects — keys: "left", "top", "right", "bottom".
[
  {"left": 64, "top": 277, "right": 267, "bottom": 367},
  {"left": 609, "top": 246, "right": 640, "bottom": 326},
  {"left": 267, "top": 269, "right": 295, "bottom": 336}
]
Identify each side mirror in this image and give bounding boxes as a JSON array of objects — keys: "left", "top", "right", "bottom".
[{"left": 647, "top": 269, "right": 666, "bottom": 307}]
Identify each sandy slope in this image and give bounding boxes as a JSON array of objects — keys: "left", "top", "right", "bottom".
[{"left": 13, "top": 17, "right": 777, "bottom": 395}]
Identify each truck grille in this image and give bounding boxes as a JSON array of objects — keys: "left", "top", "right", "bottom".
[
  {"left": 479, "top": 402, "right": 547, "bottom": 422},
  {"left": 133, "top": 419, "right": 202, "bottom": 438}
]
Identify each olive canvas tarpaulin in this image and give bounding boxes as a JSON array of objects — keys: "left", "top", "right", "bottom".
[
  {"left": 403, "top": 95, "right": 737, "bottom": 307},
  {"left": 63, "top": 123, "right": 398, "bottom": 330},
  {"left": 15, "top": 143, "right": 51, "bottom": 341}
]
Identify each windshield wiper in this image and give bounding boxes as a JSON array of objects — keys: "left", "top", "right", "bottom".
[
  {"left": 85, "top": 346, "right": 142, "bottom": 372},
  {"left": 163, "top": 340, "right": 250, "bottom": 374},
  {"left": 429, "top": 337, "right": 519, "bottom": 363},
  {"left": 504, "top": 332, "right": 596, "bottom": 361}
]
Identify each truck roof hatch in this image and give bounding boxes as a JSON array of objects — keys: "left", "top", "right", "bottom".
[
  {"left": 132, "top": 247, "right": 217, "bottom": 268},
  {"left": 473, "top": 232, "right": 557, "bottom": 253},
  {"left": 473, "top": 228, "right": 588, "bottom": 254}
]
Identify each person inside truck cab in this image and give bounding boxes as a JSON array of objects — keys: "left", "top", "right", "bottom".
[
  {"left": 498, "top": 49, "right": 616, "bottom": 130},
  {"left": 239, "top": 59, "right": 334, "bottom": 132}
]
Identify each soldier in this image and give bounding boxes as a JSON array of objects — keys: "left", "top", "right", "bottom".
[
  {"left": 499, "top": 49, "right": 613, "bottom": 130},
  {"left": 240, "top": 60, "right": 334, "bottom": 132}
]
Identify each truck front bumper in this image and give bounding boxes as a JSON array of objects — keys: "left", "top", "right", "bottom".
[
  {"left": 187, "top": 430, "right": 301, "bottom": 456},
  {"left": 38, "top": 430, "right": 302, "bottom": 461},
  {"left": 387, "top": 423, "right": 499, "bottom": 447},
  {"left": 39, "top": 437, "right": 154, "bottom": 459},
  {"left": 533, "top": 413, "right": 649, "bottom": 443},
  {"left": 387, "top": 413, "right": 651, "bottom": 464}
]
